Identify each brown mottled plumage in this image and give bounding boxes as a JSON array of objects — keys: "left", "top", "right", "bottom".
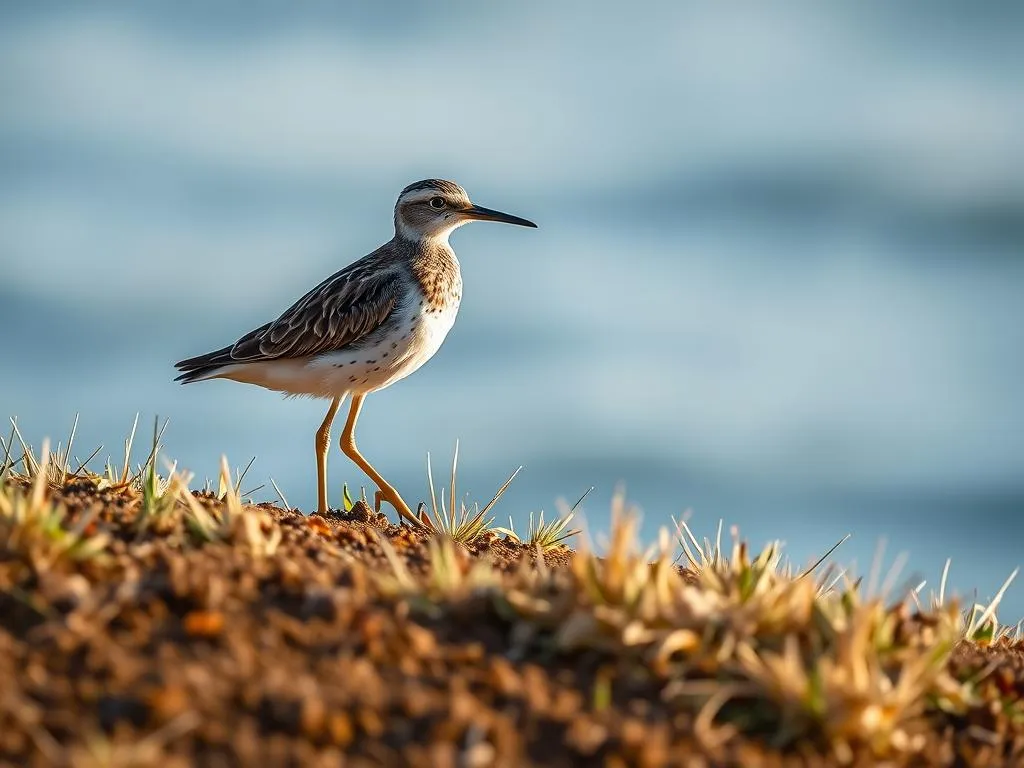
[
  {"left": 174, "top": 179, "right": 536, "bottom": 523},
  {"left": 411, "top": 245, "right": 462, "bottom": 310}
]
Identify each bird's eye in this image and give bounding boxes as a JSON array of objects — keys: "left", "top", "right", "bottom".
[{"left": 428, "top": 196, "right": 446, "bottom": 209}]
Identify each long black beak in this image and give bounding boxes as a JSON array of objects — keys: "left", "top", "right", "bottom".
[{"left": 462, "top": 204, "right": 537, "bottom": 228}]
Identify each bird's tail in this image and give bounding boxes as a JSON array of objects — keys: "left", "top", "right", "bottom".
[{"left": 174, "top": 345, "right": 235, "bottom": 384}]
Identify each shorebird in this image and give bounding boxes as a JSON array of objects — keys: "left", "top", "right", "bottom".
[{"left": 174, "top": 179, "right": 536, "bottom": 525}]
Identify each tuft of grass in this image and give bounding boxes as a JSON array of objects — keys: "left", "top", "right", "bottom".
[
  {"left": 675, "top": 516, "right": 851, "bottom": 600},
  {"left": 496, "top": 486, "right": 589, "bottom": 552},
  {"left": 4, "top": 415, "right": 99, "bottom": 488},
  {"left": 0, "top": 440, "right": 111, "bottom": 572},
  {"left": 374, "top": 533, "right": 500, "bottom": 606},
  {"left": 216, "top": 454, "right": 263, "bottom": 501},
  {"left": 97, "top": 413, "right": 166, "bottom": 491},
  {"left": 134, "top": 418, "right": 181, "bottom": 534},
  {"left": 419, "top": 441, "right": 521, "bottom": 544},
  {"left": 177, "top": 457, "right": 282, "bottom": 557},
  {"left": 937, "top": 562, "right": 1020, "bottom": 646}
]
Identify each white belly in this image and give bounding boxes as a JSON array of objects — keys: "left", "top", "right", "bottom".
[{"left": 214, "top": 295, "right": 460, "bottom": 399}]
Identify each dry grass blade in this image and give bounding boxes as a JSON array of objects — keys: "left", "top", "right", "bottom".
[
  {"left": 0, "top": 420, "right": 16, "bottom": 481},
  {"left": 70, "top": 442, "right": 105, "bottom": 479},
  {"left": 269, "top": 477, "right": 290, "bottom": 510},
  {"left": 450, "top": 439, "right": 459, "bottom": 530},
  {"left": 797, "top": 533, "right": 851, "bottom": 580},
  {"left": 102, "top": 413, "right": 141, "bottom": 487},
  {"left": 479, "top": 465, "right": 522, "bottom": 519},
  {"left": 938, "top": 558, "right": 952, "bottom": 608}
]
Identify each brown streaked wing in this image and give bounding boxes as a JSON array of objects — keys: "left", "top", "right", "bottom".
[{"left": 228, "top": 261, "right": 403, "bottom": 362}]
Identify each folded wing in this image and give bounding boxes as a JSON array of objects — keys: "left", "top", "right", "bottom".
[{"left": 175, "top": 257, "right": 403, "bottom": 381}]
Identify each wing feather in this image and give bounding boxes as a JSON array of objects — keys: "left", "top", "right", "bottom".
[{"left": 229, "top": 258, "right": 403, "bottom": 363}]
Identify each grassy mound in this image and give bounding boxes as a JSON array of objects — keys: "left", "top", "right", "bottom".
[{"left": 1, "top": 419, "right": 1022, "bottom": 767}]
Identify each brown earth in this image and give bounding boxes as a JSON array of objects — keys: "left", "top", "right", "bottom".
[{"left": 1, "top": 481, "right": 1022, "bottom": 767}]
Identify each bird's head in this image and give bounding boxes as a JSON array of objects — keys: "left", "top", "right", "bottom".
[{"left": 394, "top": 179, "right": 537, "bottom": 243}]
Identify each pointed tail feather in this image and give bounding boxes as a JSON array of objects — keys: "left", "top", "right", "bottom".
[{"left": 174, "top": 345, "right": 235, "bottom": 383}]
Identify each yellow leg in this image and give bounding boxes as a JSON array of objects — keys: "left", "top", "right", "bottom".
[
  {"left": 339, "top": 394, "right": 419, "bottom": 526},
  {"left": 315, "top": 397, "right": 342, "bottom": 514}
]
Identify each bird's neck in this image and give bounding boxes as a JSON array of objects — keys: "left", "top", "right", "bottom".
[
  {"left": 395, "top": 217, "right": 461, "bottom": 249},
  {"left": 420, "top": 231, "right": 455, "bottom": 250},
  {"left": 394, "top": 231, "right": 460, "bottom": 266},
  {"left": 407, "top": 237, "right": 462, "bottom": 310}
]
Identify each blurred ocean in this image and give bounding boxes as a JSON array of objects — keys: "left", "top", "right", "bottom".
[{"left": 2, "top": 3, "right": 1023, "bottom": 616}]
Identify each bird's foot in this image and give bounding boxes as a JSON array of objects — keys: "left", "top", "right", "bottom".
[
  {"left": 415, "top": 502, "right": 434, "bottom": 530},
  {"left": 374, "top": 488, "right": 431, "bottom": 529}
]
